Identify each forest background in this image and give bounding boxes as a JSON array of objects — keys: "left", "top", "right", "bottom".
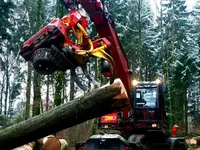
[{"left": 0, "top": 0, "right": 200, "bottom": 147}]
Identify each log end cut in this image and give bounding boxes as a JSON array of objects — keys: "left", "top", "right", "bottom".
[{"left": 111, "top": 78, "right": 129, "bottom": 109}]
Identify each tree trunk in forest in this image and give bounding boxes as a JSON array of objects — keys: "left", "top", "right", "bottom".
[
  {"left": 62, "top": 76, "right": 66, "bottom": 104},
  {"left": 0, "top": 79, "right": 129, "bottom": 150},
  {"left": 46, "top": 75, "right": 49, "bottom": 111},
  {"left": 95, "top": 58, "right": 98, "bottom": 81},
  {"left": 70, "top": 70, "right": 75, "bottom": 101},
  {"left": 138, "top": 0, "right": 143, "bottom": 81},
  {"left": 198, "top": 46, "right": 200, "bottom": 122},
  {"left": 33, "top": 71, "right": 41, "bottom": 116},
  {"left": 145, "top": 50, "right": 148, "bottom": 81},
  {"left": 54, "top": 72, "right": 64, "bottom": 106},
  {"left": 54, "top": 0, "right": 65, "bottom": 107},
  {"left": 184, "top": 88, "right": 188, "bottom": 134},
  {"left": 25, "top": 62, "right": 31, "bottom": 119},
  {"left": 4, "top": 52, "right": 9, "bottom": 116},
  {"left": 24, "top": 0, "right": 36, "bottom": 119},
  {"left": 41, "top": 98, "right": 43, "bottom": 114},
  {"left": 0, "top": 74, "right": 5, "bottom": 115},
  {"left": 160, "top": 0, "right": 165, "bottom": 82},
  {"left": 92, "top": 118, "right": 98, "bottom": 135},
  {"left": 33, "top": 0, "right": 43, "bottom": 117}
]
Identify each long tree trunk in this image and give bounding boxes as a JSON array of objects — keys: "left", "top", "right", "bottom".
[
  {"left": 138, "top": 0, "right": 143, "bottom": 81},
  {"left": 70, "top": 70, "right": 75, "bottom": 101},
  {"left": 54, "top": 72, "right": 64, "bottom": 106},
  {"left": 46, "top": 75, "right": 50, "bottom": 111},
  {"left": 0, "top": 79, "right": 128, "bottom": 150},
  {"left": 25, "top": 62, "right": 31, "bottom": 119},
  {"left": 95, "top": 58, "right": 98, "bottom": 88},
  {"left": 41, "top": 98, "right": 43, "bottom": 113},
  {"left": 54, "top": 1, "right": 65, "bottom": 107},
  {"left": 33, "top": 71, "right": 41, "bottom": 116},
  {"left": 0, "top": 73, "right": 5, "bottom": 115},
  {"left": 33, "top": 0, "right": 43, "bottom": 116},
  {"left": 198, "top": 44, "right": 200, "bottom": 126},
  {"left": 3, "top": 48, "right": 10, "bottom": 116},
  {"left": 184, "top": 88, "right": 188, "bottom": 134},
  {"left": 62, "top": 75, "right": 66, "bottom": 104},
  {"left": 24, "top": 0, "right": 36, "bottom": 118},
  {"left": 4, "top": 57, "right": 9, "bottom": 116}
]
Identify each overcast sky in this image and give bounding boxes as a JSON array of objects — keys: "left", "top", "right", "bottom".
[{"left": 148, "top": 0, "right": 196, "bottom": 16}]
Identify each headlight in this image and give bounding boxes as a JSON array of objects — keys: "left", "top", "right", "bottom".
[
  {"left": 155, "top": 79, "right": 161, "bottom": 84},
  {"left": 152, "top": 123, "right": 157, "bottom": 128},
  {"left": 132, "top": 80, "right": 138, "bottom": 86}
]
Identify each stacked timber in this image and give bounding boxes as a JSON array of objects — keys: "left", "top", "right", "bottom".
[
  {"left": 186, "top": 136, "right": 200, "bottom": 149},
  {"left": 12, "top": 135, "right": 68, "bottom": 150}
]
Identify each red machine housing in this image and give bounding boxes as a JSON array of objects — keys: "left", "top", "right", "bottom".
[{"left": 19, "top": 10, "right": 89, "bottom": 61}]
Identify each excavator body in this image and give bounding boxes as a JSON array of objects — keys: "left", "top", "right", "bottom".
[{"left": 76, "top": 81, "right": 187, "bottom": 150}]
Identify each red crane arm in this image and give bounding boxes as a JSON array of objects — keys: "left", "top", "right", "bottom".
[{"left": 77, "top": 0, "right": 131, "bottom": 96}]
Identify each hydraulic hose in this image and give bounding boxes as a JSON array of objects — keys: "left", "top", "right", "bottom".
[{"left": 77, "top": 23, "right": 94, "bottom": 51}]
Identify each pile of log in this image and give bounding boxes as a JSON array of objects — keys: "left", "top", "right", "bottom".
[
  {"left": 186, "top": 136, "right": 200, "bottom": 149},
  {"left": 0, "top": 79, "right": 129, "bottom": 149},
  {"left": 12, "top": 135, "right": 68, "bottom": 150}
]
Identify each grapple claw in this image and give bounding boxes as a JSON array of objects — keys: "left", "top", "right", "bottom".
[
  {"left": 81, "top": 65, "right": 100, "bottom": 87},
  {"left": 71, "top": 69, "right": 88, "bottom": 91}
]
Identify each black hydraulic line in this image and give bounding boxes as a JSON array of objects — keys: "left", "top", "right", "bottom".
[{"left": 71, "top": 68, "right": 87, "bottom": 91}]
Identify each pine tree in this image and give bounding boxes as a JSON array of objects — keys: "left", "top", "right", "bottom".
[
  {"left": 187, "top": 0, "right": 200, "bottom": 129},
  {"left": 0, "top": 0, "right": 14, "bottom": 46},
  {"left": 33, "top": 0, "right": 44, "bottom": 116},
  {"left": 54, "top": 1, "right": 65, "bottom": 106},
  {"left": 162, "top": 0, "right": 196, "bottom": 133},
  {"left": 106, "top": 0, "right": 159, "bottom": 81},
  {"left": 0, "top": 0, "right": 14, "bottom": 116}
]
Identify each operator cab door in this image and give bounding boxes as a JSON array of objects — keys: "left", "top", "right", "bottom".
[{"left": 132, "top": 83, "right": 161, "bottom": 126}]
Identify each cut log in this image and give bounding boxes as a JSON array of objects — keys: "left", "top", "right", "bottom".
[
  {"left": 12, "top": 135, "right": 68, "bottom": 150},
  {"left": 12, "top": 142, "right": 35, "bottom": 150},
  {"left": 59, "top": 139, "right": 68, "bottom": 150},
  {"left": 38, "top": 135, "right": 61, "bottom": 150},
  {"left": 0, "top": 79, "right": 129, "bottom": 150},
  {"left": 186, "top": 136, "right": 200, "bottom": 146}
]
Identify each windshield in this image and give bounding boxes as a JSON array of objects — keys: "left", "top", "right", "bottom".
[{"left": 135, "top": 87, "right": 157, "bottom": 108}]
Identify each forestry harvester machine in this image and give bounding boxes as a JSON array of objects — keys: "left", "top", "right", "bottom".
[{"left": 19, "top": 0, "right": 187, "bottom": 149}]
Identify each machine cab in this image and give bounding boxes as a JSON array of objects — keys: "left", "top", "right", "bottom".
[{"left": 131, "top": 80, "right": 167, "bottom": 132}]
